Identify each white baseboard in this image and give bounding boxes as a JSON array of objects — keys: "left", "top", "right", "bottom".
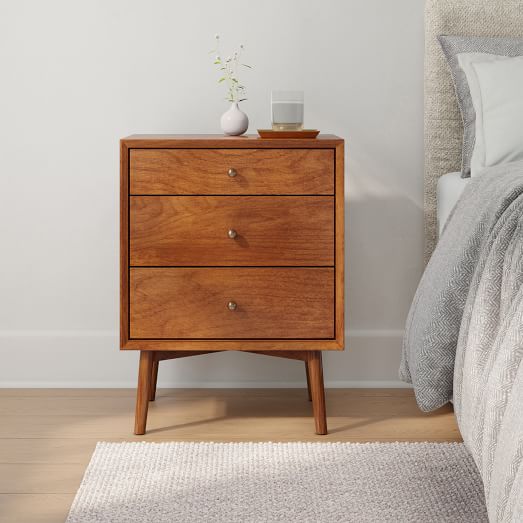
[
  {"left": 0, "top": 380, "right": 410, "bottom": 388},
  {"left": 0, "top": 329, "right": 407, "bottom": 388}
]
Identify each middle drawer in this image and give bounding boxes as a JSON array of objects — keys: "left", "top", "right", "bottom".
[{"left": 130, "top": 196, "right": 334, "bottom": 266}]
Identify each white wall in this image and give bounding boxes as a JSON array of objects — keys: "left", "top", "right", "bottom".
[{"left": 0, "top": 0, "right": 424, "bottom": 387}]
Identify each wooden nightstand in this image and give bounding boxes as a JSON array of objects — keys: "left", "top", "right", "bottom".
[{"left": 120, "top": 134, "right": 344, "bottom": 435}]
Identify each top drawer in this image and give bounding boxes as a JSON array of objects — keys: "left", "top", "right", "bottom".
[{"left": 129, "top": 149, "right": 334, "bottom": 195}]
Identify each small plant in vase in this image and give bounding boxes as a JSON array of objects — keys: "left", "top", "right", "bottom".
[{"left": 210, "top": 35, "right": 252, "bottom": 136}]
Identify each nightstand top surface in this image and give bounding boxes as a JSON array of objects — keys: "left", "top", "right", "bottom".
[{"left": 121, "top": 134, "right": 344, "bottom": 148}]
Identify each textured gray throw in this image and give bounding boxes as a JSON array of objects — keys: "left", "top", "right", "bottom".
[{"left": 401, "top": 160, "right": 523, "bottom": 521}]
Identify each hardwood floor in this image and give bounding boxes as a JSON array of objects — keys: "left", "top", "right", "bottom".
[{"left": 0, "top": 388, "right": 460, "bottom": 523}]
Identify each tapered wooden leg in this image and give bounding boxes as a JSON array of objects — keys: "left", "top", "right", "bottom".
[
  {"left": 135, "top": 351, "right": 153, "bottom": 435},
  {"left": 305, "top": 361, "right": 312, "bottom": 401},
  {"left": 308, "top": 351, "right": 327, "bottom": 435},
  {"left": 149, "top": 360, "right": 159, "bottom": 401}
]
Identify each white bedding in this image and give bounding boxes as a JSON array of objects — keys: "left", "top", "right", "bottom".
[{"left": 436, "top": 172, "right": 469, "bottom": 235}]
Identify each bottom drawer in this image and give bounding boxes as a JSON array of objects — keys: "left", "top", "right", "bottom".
[{"left": 129, "top": 268, "right": 334, "bottom": 339}]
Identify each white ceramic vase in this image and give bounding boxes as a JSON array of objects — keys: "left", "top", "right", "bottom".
[{"left": 220, "top": 102, "right": 248, "bottom": 136}]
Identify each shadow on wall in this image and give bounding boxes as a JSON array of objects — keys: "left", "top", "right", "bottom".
[{"left": 347, "top": 189, "right": 423, "bottom": 330}]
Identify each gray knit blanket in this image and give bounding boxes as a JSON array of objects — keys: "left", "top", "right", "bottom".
[{"left": 400, "top": 160, "right": 523, "bottom": 521}]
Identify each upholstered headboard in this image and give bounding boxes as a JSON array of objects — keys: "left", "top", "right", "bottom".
[{"left": 424, "top": 0, "right": 523, "bottom": 260}]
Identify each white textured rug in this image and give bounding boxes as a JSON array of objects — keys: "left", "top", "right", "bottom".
[{"left": 67, "top": 442, "right": 487, "bottom": 523}]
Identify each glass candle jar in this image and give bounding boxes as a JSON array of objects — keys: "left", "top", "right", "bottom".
[{"left": 271, "top": 90, "right": 304, "bottom": 131}]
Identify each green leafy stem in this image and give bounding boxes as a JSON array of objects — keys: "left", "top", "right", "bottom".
[{"left": 210, "top": 35, "right": 252, "bottom": 103}]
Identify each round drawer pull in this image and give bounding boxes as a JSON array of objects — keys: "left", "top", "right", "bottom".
[
  {"left": 227, "top": 301, "right": 237, "bottom": 311},
  {"left": 228, "top": 229, "right": 238, "bottom": 239},
  {"left": 228, "top": 168, "right": 237, "bottom": 178}
]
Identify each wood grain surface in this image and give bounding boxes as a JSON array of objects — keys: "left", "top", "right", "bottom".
[
  {"left": 307, "top": 352, "right": 327, "bottom": 434},
  {"left": 130, "top": 196, "right": 334, "bottom": 266},
  {"left": 134, "top": 352, "right": 153, "bottom": 435},
  {"left": 120, "top": 141, "right": 130, "bottom": 348},
  {"left": 130, "top": 268, "right": 334, "bottom": 339},
  {"left": 123, "top": 134, "right": 343, "bottom": 149},
  {"left": 120, "top": 135, "right": 345, "bottom": 352},
  {"left": 335, "top": 142, "right": 345, "bottom": 347},
  {"left": 121, "top": 339, "right": 343, "bottom": 351},
  {"left": 130, "top": 148, "right": 334, "bottom": 195}
]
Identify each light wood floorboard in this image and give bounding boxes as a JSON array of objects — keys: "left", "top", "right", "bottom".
[
  {"left": 0, "top": 388, "right": 461, "bottom": 522},
  {"left": 0, "top": 494, "right": 74, "bottom": 523}
]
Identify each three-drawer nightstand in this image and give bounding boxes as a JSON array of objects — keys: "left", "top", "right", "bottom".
[{"left": 120, "top": 134, "right": 344, "bottom": 435}]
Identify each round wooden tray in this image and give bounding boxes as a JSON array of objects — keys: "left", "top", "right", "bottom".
[{"left": 257, "top": 129, "right": 320, "bottom": 139}]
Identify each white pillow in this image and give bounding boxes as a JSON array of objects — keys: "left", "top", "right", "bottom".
[
  {"left": 456, "top": 53, "right": 514, "bottom": 176},
  {"left": 472, "top": 56, "right": 523, "bottom": 171}
]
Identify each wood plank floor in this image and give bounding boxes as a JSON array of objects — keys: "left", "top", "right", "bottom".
[{"left": 0, "top": 388, "right": 460, "bottom": 523}]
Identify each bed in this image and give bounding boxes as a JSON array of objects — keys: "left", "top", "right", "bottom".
[
  {"left": 424, "top": 0, "right": 523, "bottom": 259},
  {"left": 436, "top": 172, "right": 468, "bottom": 235},
  {"left": 402, "top": 1, "right": 523, "bottom": 521}
]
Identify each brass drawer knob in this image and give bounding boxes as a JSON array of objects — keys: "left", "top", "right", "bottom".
[
  {"left": 227, "top": 301, "right": 237, "bottom": 311},
  {"left": 228, "top": 229, "right": 238, "bottom": 239},
  {"left": 228, "top": 168, "right": 237, "bottom": 178}
]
